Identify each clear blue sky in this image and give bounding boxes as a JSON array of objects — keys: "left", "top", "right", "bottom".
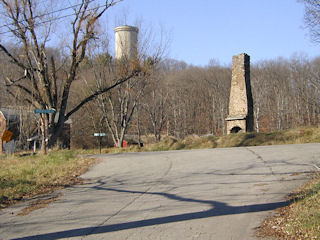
[{"left": 105, "top": 0, "right": 319, "bottom": 66}]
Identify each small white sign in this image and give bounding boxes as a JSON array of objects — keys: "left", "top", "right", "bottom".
[{"left": 94, "top": 133, "right": 106, "bottom": 137}]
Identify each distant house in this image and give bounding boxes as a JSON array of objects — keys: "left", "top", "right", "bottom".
[
  {"left": 0, "top": 108, "right": 21, "bottom": 152},
  {"left": 0, "top": 107, "right": 73, "bottom": 152}
]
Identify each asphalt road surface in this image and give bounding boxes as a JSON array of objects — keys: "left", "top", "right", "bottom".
[{"left": 1, "top": 143, "right": 320, "bottom": 240}]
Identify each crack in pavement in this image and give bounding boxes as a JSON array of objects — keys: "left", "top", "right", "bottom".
[
  {"left": 245, "top": 147, "right": 275, "bottom": 177},
  {"left": 81, "top": 157, "right": 173, "bottom": 239}
]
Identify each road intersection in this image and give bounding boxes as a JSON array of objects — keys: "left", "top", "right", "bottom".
[{"left": 1, "top": 143, "right": 319, "bottom": 239}]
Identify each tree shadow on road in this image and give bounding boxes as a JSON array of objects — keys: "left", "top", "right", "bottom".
[{"left": 12, "top": 182, "right": 289, "bottom": 240}]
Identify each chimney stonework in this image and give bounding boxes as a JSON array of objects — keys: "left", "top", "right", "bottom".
[{"left": 226, "top": 53, "right": 254, "bottom": 134}]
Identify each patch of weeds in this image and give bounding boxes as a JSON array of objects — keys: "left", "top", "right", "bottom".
[
  {"left": 257, "top": 172, "right": 320, "bottom": 240},
  {"left": 172, "top": 142, "right": 186, "bottom": 150},
  {"left": 0, "top": 150, "right": 97, "bottom": 208}
]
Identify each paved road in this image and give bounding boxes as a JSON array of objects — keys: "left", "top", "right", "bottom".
[{"left": 1, "top": 143, "right": 320, "bottom": 240}]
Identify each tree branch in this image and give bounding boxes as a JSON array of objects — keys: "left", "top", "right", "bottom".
[
  {"left": 0, "top": 44, "right": 27, "bottom": 70},
  {"left": 65, "top": 70, "right": 142, "bottom": 120}
]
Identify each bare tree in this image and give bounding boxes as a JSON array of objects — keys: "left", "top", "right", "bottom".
[
  {"left": 251, "top": 64, "right": 269, "bottom": 132},
  {"left": 89, "top": 21, "right": 168, "bottom": 147},
  {"left": 142, "top": 70, "right": 169, "bottom": 141},
  {"left": 0, "top": 0, "right": 148, "bottom": 148},
  {"left": 94, "top": 58, "right": 148, "bottom": 147},
  {"left": 205, "top": 62, "right": 231, "bottom": 135},
  {"left": 301, "top": 0, "right": 320, "bottom": 43}
]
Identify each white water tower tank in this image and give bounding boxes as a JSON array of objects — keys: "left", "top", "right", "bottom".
[{"left": 114, "top": 25, "right": 138, "bottom": 60}]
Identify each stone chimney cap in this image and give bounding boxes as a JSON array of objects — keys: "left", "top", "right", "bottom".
[{"left": 233, "top": 53, "right": 249, "bottom": 57}]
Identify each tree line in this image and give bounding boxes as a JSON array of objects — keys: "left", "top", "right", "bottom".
[
  {"left": 1, "top": 0, "right": 320, "bottom": 149},
  {"left": 68, "top": 53, "right": 320, "bottom": 148},
  {"left": 2, "top": 46, "right": 320, "bottom": 149}
]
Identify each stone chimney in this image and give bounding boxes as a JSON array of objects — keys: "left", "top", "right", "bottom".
[{"left": 226, "top": 53, "right": 254, "bottom": 134}]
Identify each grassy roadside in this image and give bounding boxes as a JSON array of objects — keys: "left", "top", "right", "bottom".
[
  {"left": 288, "top": 174, "right": 320, "bottom": 240},
  {"left": 0, "top": 150, "right": 97, "bottom": 208},
  {"left": 101, "top": 126, "right": 320, "bottom": 154},
  {"left": 257, "top": 172, "right": 320, "bottom": 240}
]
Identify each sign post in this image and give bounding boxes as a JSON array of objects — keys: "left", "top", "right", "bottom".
[
  {"left": 94, "top": 133, "right": 106, "bottom": 154},
  {"left": 34, "top": 109, "right": 55, "bottom": 155}
]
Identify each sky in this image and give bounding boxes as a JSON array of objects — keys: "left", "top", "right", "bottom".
[{"left": 104, "top": 0, "right": 320, "bottom": 66}]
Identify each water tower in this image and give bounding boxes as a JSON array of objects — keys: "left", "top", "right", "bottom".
[{"left": 114, "top": 25, "right": 138, "bottom": 60}]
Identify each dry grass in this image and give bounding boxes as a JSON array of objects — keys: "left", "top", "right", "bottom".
[
  {"left": 216, "top": 126, "right": 320, "bottom": 148},
  {"left": 0, "top": 150, "right": 97, "bottom": 208},
  {"left": 257, "top": 173, "right": 320, "bottom": 240},
  {"left": 101, "top": 126, "right": 320, "bottom": 154}
]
